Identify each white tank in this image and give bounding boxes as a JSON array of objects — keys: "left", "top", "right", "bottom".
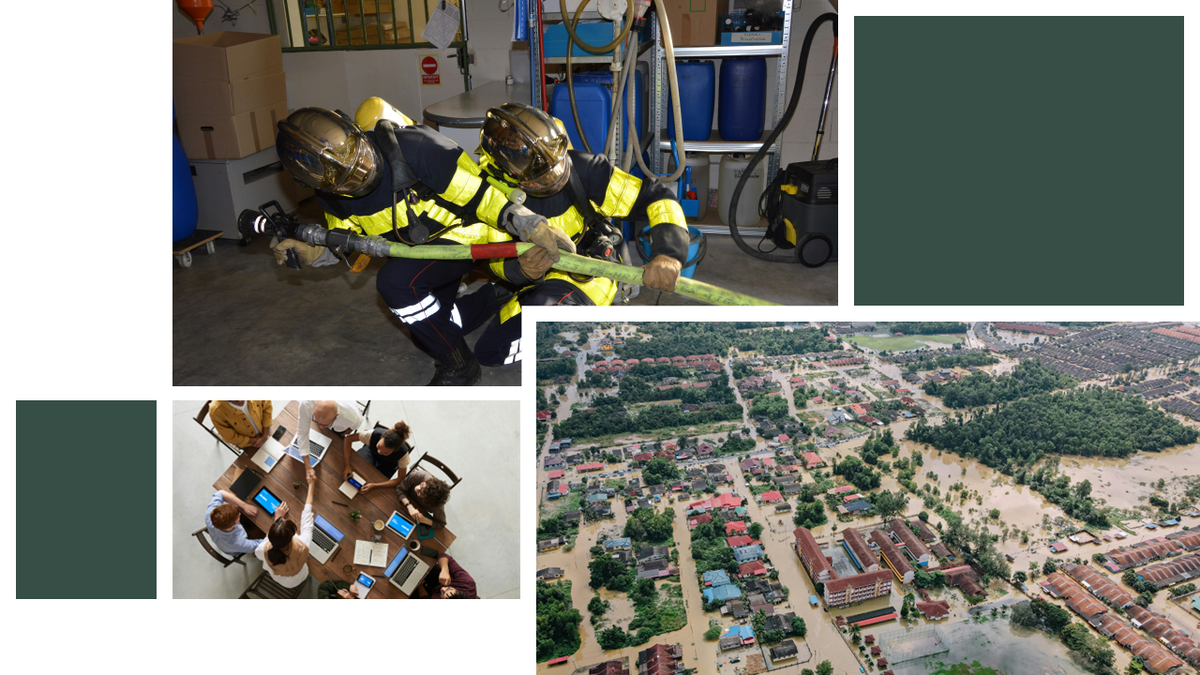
[
  {"left": 668, "top": 152, "right": 710, "bottom": 219},
  {"left": 718, "top": 153, "right": 764, "bottom": 227}
]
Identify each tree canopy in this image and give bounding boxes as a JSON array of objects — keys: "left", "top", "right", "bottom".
[
  {"left": 923, "top": 360, "right": 1076, "bottom": 408},
  {"left": 537, "top": 580, "right": 582, "bottom": 662}
]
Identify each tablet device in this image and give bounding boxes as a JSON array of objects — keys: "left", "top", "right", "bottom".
[
  {"left": 355, "top": 573, "right": 375, "bottom": 599},
  {"left": 229, "top": 468, "right": 261, "bottom": 502},
  {"left": 254, "top": 486, "right": 283, "bottom": 515},
  {"left": 387, "top": 511, "right": 416, "bottom": 538}
]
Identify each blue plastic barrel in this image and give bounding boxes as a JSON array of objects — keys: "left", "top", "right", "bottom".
[
  {"left": 551, "top": 70, "right": 645, "bottom": 153},
  {"left": 719, "top": 58, "right": 767, "bottom": 141},
  {"left": 173, "top": 110, "right": 198, "bottom": 242},
  {"left": 667, "top": 61, "right": 715, "bottom": 141}
]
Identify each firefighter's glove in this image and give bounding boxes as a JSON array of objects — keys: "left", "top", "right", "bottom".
[{"left": 642, "top": 255, "right": 683, "bottom": 293}]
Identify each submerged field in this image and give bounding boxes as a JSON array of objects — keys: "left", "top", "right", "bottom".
[{"left": 845, "top": 334, "right": 964, "bottom": 351}]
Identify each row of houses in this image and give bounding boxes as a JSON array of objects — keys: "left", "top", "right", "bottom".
[
  {"left": 1102, "top": 530, "right": 1200, "bottom": 571},
  {"left": 1041, "top": 570, "right": 1192, "bottom": 674}
]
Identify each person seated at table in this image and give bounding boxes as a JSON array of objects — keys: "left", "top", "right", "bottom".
[
  {"left": 344, "top": 421, "right": 412, "bottom": 482},
  {"left": 418, "top": 553, "right": 478, "bottom": 599},
  {"left": 317, "top": 579, "right": 373, "bottom": 599},
  {"left": 210, "top": 400, "right": 273, "bottom": 450},
  {"left": 254, "top": 463, "right": 316, "bottom": 588},
  {"left": 205, "top": 489, "right": 289, "bottom": 556},
  {"left": 294, "top": 400, "right": 363, "bottom": 458},
  {"left": 362, "top": 469, "right": 451, "bottom": 528}
]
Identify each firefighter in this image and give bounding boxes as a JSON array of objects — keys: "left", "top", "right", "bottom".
[
  {"left": 273, "top": 104, "right": 572, "bottom": 385},
  {"left": 465, "top": 103, "right": 690, "bottom": 368}
]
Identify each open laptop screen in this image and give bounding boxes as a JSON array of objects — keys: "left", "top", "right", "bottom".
[
  {"left": 385, "top": 548, "right": 409, "bottom": 578},
  {"left": 254, "top": 487, "right": 282, "bottom": 515},
  {"left": 387, "top": 512, "right": 416, "bottom": 538},
  {"left": 314, "top": 514, "right": 344, "bottom": 542}
]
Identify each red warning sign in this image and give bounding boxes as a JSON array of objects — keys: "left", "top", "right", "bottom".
[{"left": 420, "top": 54, "right": 440, "bottom": 86}]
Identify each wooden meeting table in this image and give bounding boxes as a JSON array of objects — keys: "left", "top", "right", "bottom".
[{"left": 213, "top": 401, "right": 456, "bottom": 598}]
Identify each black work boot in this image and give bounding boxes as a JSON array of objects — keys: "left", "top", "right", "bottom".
[{"left": 427, "top": 337, "right": 482, "bottom": 386}]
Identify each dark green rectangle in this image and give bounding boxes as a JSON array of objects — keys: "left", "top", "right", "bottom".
[
  {"left": 855, "top": 16, "right": 1183, "bottom": 305},
  {"left": 17, "top": 401, "right": 156, "bottom": 599}
]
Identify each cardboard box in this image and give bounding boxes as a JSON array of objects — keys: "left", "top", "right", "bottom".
[
  {"left": 173, "top": 32, "right": 283, "bottom": 83},
  {"left": 174, "top": 71, "right": 287, "bottom": 117},
  {"left": 659, "top": 0, "right": 728, "bottom": 47},
  {"left": 177, "top": 101, "right": 288, "bottom": 160}
]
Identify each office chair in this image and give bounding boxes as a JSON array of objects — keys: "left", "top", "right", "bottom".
[
  {"left": 193, "top": 528, "right": 246, "bottom": 568},
  {"left": 357, "top": 400, "right": 371, "bottom": 420},
  {"left": 240, "top": 571, "right": 309, "bottom": 599},
  {"left": 408, "top": 452, "right": 462, "bottom": 491},
  {"left": 195, "top": 400, "right": 243, "bottom": 457}
]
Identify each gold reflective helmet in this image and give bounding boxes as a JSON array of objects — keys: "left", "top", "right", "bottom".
[
  {"left": 479, "top": 103, "right": 571, "bottom": 197},
  {"left": 276, "top": 107, "right": 381, "bottom": 197}
]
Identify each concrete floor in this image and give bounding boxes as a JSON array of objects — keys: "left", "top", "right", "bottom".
[
  {"left": 173, "top": 198, "right": 836, "bottom": 385},
  {"left": 172, "top": 400, "right": 520, "bottom": 599}
]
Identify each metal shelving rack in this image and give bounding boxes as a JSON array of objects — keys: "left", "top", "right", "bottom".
[
  {"left": 527, "top": 6, "right": 644, "bottom": 165},
  {"left": 649, "top": 0, "right": 794, "bottom": 186}
]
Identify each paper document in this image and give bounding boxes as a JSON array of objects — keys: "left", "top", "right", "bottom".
[
  {"left": 421, "top": 0, "right": 460, "bottom": 49},
  {"left": 339, "top": 472, "right": 366, "bottom": 499},
  {"left": 355, "top": 541, "right": 389, "bottom": 567}
]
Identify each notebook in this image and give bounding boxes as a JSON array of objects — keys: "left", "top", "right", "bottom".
[
  {"left": 339, "top": 471, "right": 367, "bottom": 499},
  {"left": 354, "top": 540, "right": 389, "bottom": 567},
  {"left": 229, "top": 468, "right": 261, "bottom": 502}
]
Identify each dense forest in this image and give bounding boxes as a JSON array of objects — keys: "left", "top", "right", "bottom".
[
  {"left": 536, "top": 580, "right": 582, "bottom": 662},
  {"left": 923, "top": 360, "right": 1077, "bottom": 408},
  {"left": 538, "top": 356, "right": 576, "bottom": 380},
  {"left": 906, "top": 387, "right": 1198, "bottom": 470},
  {"left": 1020, "top": 465, "right": 1109, "bottom": 528},
  {"left": 885, "top": 322, "right": 968, "bottom": 335},
  {"left": 596, "top": 323, "right": 841, "bottom": 360},
  {"left": 901, "top": 351, "right": 1000, "bottom": 372},
  {"left": 553, "top": 400, "right": 743, "bottom": 440},
  {"left": 860, "top": 429, "right": 898, "bottom": 464}
]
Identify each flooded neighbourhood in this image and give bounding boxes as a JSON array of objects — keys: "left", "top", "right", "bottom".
[{"left": 536, "top": 322, "right": 1200, "bottom": 675}]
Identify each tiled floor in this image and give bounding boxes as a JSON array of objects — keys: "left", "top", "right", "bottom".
[{"left": 171, "top": 400, "right": 520, "bottom": 599}]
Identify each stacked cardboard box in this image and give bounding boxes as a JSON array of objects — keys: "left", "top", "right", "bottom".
[{"left": 174, "top": 32, "right": 288, "bottom": 160}]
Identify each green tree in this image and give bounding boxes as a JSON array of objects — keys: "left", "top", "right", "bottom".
[
  {"left": 642, "top": 458, "right": 681, "bottom": 486},
  {"left": 589, "top": 555, "right": 633, "bottom": 591},
  {"left": 871, "top": 489, "right": 908, "bottom": 523},
  {"left": 748, "top": 522, "right": 764, "bottom": 539},
  {"left": 816, "top": 661, "right": 834, "bottom": 675},
  {"left": 791, "top": 615, "right": 807, "bottom": 637},
  {"left": 597, "top": 626, "right": 628, "bottom": 650},
  {"left": 588, "top": 595, "right": 609, "bottom": 615},
  {"left": 704, "top": 625, "right": 722, "bottom": 640},
  {"left": 1013, "top": 571, "right": 1027, "bottom": 584},
  {"left": 1043, "top": 559, "right": 1057, "bottom": 576}
]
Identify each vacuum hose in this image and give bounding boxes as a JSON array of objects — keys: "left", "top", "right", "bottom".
[{"left": 727, "top": 12, "right": 837, "bottom": 263}]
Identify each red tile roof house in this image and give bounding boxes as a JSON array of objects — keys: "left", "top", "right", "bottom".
[
  {"left": 578, "top": 462, "right": 605, "bottom": 472},
  {"left": 547, "top": 469, "right": 565, "bottom": 479},
  {"left": 726, "top": 521, "right": 748, "bottom": 535},
  {"left": 804, "top": 452, "right": 825, "bottom": 469},
  {"left": 889, "top": 519, "right": 932, "bottom": 564},
  {"left": 760, "top": 490, "right": 784, "bottom": 504},
  {"left": 537, "top": 410, "right": 552, "bottom": 421},
  {"left": 739, "top": 561, "right": 768, "bottom": 578},
  {"left": 727, "top": 535, "right": 755, "bottom": 548},
  {"left": 688, "top": 513, "right": 713, "bottom": 529},
  {"left": 1065, "top": 564, "right": 1134, "bottom": 608},
  {"left": 916, "top": 601, "right": 950, "bottom": 620}
]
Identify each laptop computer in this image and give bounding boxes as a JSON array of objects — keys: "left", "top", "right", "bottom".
[
  {"left": 309, "top": 513, "right": 345, "bottom": 564},
  {"left": 248, "top": 425, "right": 290, "bottom": 473},
  {"left": 283, "top": 428, "right": 335, "bottom": 468},
  {"left": 383, "top": 546, "right": 431, "bottom": 596}
]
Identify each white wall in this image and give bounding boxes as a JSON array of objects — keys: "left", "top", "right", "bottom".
[{"left": 780, "top": 0, "right": 837, "bottom": 163}]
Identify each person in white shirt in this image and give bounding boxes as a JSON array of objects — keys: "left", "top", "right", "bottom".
[
  {"left": 255, "top": 462, "right": 316, "bottom": 588},
  {"left": 293, "top": 400, "right": 363, "bottom": 457}
]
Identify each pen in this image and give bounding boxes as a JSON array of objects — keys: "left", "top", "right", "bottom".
[{"left": 333, "top": 501, "right": 349, "bottom": 507}]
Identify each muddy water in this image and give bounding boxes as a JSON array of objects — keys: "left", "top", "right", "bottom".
[
  {"left": 891, "top": 617, "right": 1090, "bottom": 675},
  {"left": 1056, "top": 438, "right": 1200, "bottom": 513},
  {"left": 994, "top": 329, "right": 1042, "bottom": 346}
]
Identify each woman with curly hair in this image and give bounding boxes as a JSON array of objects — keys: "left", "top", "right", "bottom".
[{"left": 346, "top": 421, "right": 413, "bottom": 484}]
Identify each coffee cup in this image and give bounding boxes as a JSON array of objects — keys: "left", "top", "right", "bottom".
[{"left": 374, "top": 519, "right": 385, "bottom": 531}]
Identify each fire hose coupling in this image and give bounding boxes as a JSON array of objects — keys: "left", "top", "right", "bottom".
[{"left": 301, "top": 224, "right": 393, "bottom": 258}]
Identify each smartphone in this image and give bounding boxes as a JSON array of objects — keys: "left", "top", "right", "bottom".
[
  {"left": 348, "top": 475, "right": 364, "bottom": 489},
  {"left": 272, "top": 425, "right": 287, "bottom": 441}
]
